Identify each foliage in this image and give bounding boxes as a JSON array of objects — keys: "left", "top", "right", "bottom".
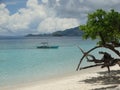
[
  {"left": 77, "top": 9, "right": 120, "bottom": 73},
  {"left": 80, "top": 9, "right": 120, "bottom": 45}
]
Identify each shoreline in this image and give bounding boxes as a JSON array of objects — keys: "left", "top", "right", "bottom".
[{"left": 1, "top": 65, "right": 120, "bottom": 90}]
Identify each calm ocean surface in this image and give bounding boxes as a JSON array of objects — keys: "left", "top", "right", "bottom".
[{"left": 0, "top": 37, "right": 98, "bottom": 87}]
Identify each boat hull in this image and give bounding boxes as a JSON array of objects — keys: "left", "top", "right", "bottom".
[{"left": 37, "top": 46, "right": 59, "bottom": 49}]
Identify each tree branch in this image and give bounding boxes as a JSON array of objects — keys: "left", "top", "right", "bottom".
[
  {"left": 99, "top": 32, "right": 106, "bottom": 45},
  {"left": 105, "top": 44, "right": 120, "bottom": 57},
  {"left": 80, "top": 64, "right": 104, "bottom": 70},
  {"left": 76, "top": 46, "right": 102, "bottom": 71}
]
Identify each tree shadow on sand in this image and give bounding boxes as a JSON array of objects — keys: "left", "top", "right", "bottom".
[{"left": 79, "top": 70, "right": 120, "bottom": 90}]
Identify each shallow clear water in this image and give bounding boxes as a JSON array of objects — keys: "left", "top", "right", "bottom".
[{"left": 0, "top": 37, "right": 97, "bottom": 86}]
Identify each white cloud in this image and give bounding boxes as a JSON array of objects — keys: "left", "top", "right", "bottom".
[
  {"left": 7, "top": 13, "right": 30, "bottom": 30},
  {"left": 38, "top": 17, "right": 79, "bottom": 33},
  {"left": 0, "top": 4, "right": 10, "bottom": 35},
  {"left": 26, "top": 0, "right": 38, "bottom": 9},
  {"left": 1, "top": 0, "right": 120, "bottom": 35},
  {"left": 88, "top": 0, "right": 120, "bottom": 6},
  {"left": 0, "top": 4, "right": 9, "bottom": 22},
  {"left": 42, "top": 0, "right": 49, "bottom": 4},
  {"left": 0, "top": 0, "right": 50, "bottom": 35},
  {"left": 0, "top": 0, "right": 79, "bottom": 35}
]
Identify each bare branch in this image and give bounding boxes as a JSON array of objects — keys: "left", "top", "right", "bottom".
[
  {"left": 76, "top": 46, "right": 102, "bottom": 71},
  {"left": 80, "top": 64, "right": 104, "bottom": 70},
  {"left": 104, "top": 44, "right": 120, "bottom": 57}
]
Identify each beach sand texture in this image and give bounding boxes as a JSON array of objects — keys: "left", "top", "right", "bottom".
[{"left": 1, "top": 65, "right": 120, "bottom": 90}]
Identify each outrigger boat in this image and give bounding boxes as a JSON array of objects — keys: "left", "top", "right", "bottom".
[{"left": 37, "top": 42, "right": 59, "bottom": 49}]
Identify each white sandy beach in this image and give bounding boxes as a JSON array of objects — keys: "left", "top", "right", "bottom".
[{"left": 1, "top": 65, "right": 120, "bottom": 90}]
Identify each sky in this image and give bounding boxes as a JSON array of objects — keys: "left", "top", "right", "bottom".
[{"left": 0, "top": 0, "right": 120, "bottom": 36}]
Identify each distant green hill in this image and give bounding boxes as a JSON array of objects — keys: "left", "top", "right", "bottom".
[
  {"left": 26, "top": 26, "right": 83, "bottom": 37},
  {"left": 52, "top": 27, "right": 83, "bottom": 36}
]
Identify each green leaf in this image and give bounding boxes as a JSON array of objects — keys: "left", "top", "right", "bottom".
[{"left": 80, "top": 9, "right": 120, "bottom": 46}]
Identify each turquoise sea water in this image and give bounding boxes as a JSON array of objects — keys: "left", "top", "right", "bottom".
[{"left": 0, "top": 37, "right": 97, "bottom": 87}]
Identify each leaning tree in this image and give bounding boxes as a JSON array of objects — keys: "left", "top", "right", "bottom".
[{"left": 76, "top": 9, "right": 120, "bottom": 73}]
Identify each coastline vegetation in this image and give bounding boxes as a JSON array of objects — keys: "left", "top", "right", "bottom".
[{"left": 77, "top": 9, "right": 120, "bottom": 73}]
